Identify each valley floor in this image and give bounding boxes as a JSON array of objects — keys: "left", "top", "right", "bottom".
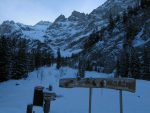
[{"left": 0, "top": 65, "right": 150, "bottom": 113}]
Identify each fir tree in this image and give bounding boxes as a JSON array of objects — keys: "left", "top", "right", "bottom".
[
  {"left": 108, "top": 13, "right": 115, "bottom": 36},
  {"left": 0, "top": 36, "right": 9, "bottom": 81},
  {"left": 118, "top": 51, "right": 129, "bottom": 77},
  {"left": 56, "top": 48, "right": 61, "bottom": 69},
  {"left": 77, "top": 59, "right": 85, "bottom": 78},
  {"left": 122, "top": 11, "right": 128, "bottom": 24},
  {"left": 143, "top": 46, "right": 150, "bottom": 79},
  {"left": 108, "top": 13, "right": 115, "bottom": 30},
  {"left": 130, "top": 50, "right": 141, "bottom": 78},
  {"left": 115, "top": 59, "right": 121, "bottom": 77},
  {"left": 86, "top": 60, "right": 93, "bottom": 71},
  {"left": 13, "top": 39, "right": 28, "bottom": 79}
]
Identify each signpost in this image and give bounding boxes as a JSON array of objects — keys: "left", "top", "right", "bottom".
[
  {"left": 120, "top": 90, "right": 123, "bottom": 113},
  {"left": 59, "top": 77, "right": 136, "bottom": 113},
  {"left": 89, "top": 88, "right": 92, "bottom": 113}
]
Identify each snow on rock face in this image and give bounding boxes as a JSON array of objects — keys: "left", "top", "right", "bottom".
[
  {"left": 0, "top": 21, "right": 21, "bottom": 35},
  {"left": 80, "top": 5, "right": 150, "bottom": 73},
  {"left": 22, "top": 21, "right": 51, "bottom": 41},
  {"left": 45, "top": 11, "right": 89, "bottom": 56},
  {"left": 92, "top": 0, "right": 138, "bottom": 15},
  {"left": 0, "top": 20, "right": 51, "bottom": 41},
  {"left": 44, "top": 0, "right": 138, "bottom": 56}
]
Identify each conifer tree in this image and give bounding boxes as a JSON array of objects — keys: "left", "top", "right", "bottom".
[
  {"left": 77, "top": 58, "right": 85, "bottom": 78},
  {"left": 13, "top": 39, "right": 28, "bottom": 79},
  {"left": 143, "top": 46, "right": 150, "bottom": 79},
  {"left": 130, "top": 50, "right": 141, "bottom": 78},
  {"left": 108, "top": 13, "right": 115, "bottom": 36},
  {"left": 0, "top": 36, "right": 9, "bottom": 81},
  {"left": 108, "top": 13, "right": 115, "bottom": 30},
  {"left": 115, "top": 59, "right": 120, "bottom": 77},
  {"left": 118, "top": 51, "right": 129, "bottom": 77},
  {"left": 86, "top": 60, "right": 93, "bottom": 71},
  {"left": 56, "top": 48, "right": 61, "bottom": 69}
]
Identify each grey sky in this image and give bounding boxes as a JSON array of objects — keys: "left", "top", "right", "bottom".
[{"left": 0, "top": 0, "right": 106, "bottom": 25}]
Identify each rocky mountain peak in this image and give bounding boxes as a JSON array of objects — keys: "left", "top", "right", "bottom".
[
  {"left": 90, "top": 0, "right": 138, "bottom": 19},
  {"left": 54, "top": 15, "right": 66, "bottom": 23},
  {"left": 35, "top": 21, "right": 51, "bottom": 26},
  {"left": 71, "top": 10, "right": 85, "bottom": 17},
  {"left": 0, "top": 20, "right": 21, "bottom": 35},
  {"left": 68, "top": 10, "right": 86, "bottom": 21},
  {"left": 1, "top": 20, "right": 15, "bottom": 26}
]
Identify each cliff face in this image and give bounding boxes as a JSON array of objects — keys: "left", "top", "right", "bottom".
[
  {"left": 80, "top": 6, "right": 150, "bottom": 73},
  {"left": 44, "top": 0, "right": 139, "bottom": 56}
]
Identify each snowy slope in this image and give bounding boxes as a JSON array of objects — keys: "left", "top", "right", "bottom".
[
  {"left": 22, "top": 22, "right": 51, "bottom": 41},
  {"left": 0, "top": 65, "right": 150, "bottom": 113},
  {"left": 0, "top": 21, "right": 51, "bottom": 41}
]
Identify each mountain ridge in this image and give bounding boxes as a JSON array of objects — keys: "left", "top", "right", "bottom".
[{"left": 0, "top": 0, "right": 139, "bottom": 56}]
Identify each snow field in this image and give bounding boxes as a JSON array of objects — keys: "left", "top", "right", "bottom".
[{"left": 0, "top": 65, "right": 150, "bottom": 113}]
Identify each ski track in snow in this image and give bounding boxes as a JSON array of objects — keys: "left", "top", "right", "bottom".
[{"left": 0, "top": 65, "right": 150, "bottom": 113}]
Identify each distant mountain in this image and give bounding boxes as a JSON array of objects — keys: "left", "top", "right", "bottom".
[{"left": 0, "top": 20, "right": 51, "bottom": 41}]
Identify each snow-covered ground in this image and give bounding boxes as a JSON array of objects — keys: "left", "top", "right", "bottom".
[{"left": 0, "top": 65, "right": 150, "bottom": 113}]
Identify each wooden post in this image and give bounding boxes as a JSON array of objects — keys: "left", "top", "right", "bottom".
[
  {"left": 43, "top": 92, "right": 56, "bottom": 113},
  {"left": 44, "top": 99, "right": 51, "bottom": 113},
  {"left": 33, "top": 86, "right": 44, "bottom": 106},
  {"left": 119, "top": 90, "right": 123, "bottom": 113},
  {"left": 48, "top": 85, "right": 53, "bottom": 91},
  {"left": 89, "top": 88, "right": 92, "bottom": 113},
  {"left": 26, "top": 104, "right": 33, "bottom": 113}
]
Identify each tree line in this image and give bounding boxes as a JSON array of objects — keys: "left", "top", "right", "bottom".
[{"left": 0, "top": 35, "right": 54, "bottom": 82}]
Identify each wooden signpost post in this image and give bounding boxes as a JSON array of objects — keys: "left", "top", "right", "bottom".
[
  {"left": 26, "top": 104, "right": 33, "bottom": 113},
  {"left": 43, "top": 92, "right": 56, "bottom": 113},
  {"left": 89, "top": 88, "right": 92, "bottom": 113},
  {"left": 120, "top": 90, "right": 123, "bottom": 113},
  {"left": 59, "top": 77, "right": 136, "bottom": 113},
  {"left": 43, "top": 90, "right": 63, "bottom": 113}
]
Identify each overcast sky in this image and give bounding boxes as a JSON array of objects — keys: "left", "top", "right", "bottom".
[{"left": 0, "top": 0, "right": 106, "bottom": 25}]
